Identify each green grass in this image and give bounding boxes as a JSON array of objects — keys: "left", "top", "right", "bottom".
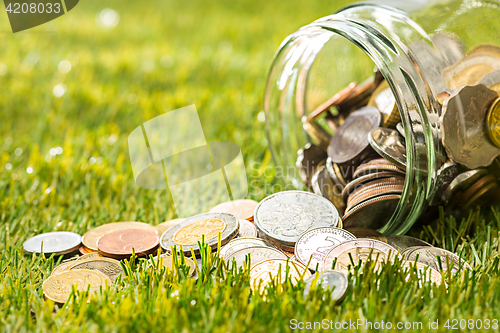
[{"left": 1, "top": 0, "right": 500, "bottom": 332}]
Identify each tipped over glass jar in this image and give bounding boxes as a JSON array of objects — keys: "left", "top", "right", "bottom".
[{"left": 264, "top": 0, "right": 500, "bottom": 235}]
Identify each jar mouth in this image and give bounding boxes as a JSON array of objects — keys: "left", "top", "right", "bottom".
[{"left": 264, "top": 3, "right": 447, "bottom": 234}]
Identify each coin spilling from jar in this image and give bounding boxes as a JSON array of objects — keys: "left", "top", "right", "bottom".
[{"left": 298, "top": 43, "right": 500, "bottom": 229}]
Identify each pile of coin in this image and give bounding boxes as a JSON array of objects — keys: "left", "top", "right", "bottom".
[
  {"left": 25, "top": 191, "right": 470, "bottom": 302},
  {"left": 297, "top": 43, "right": 500, "bottom": 228}
]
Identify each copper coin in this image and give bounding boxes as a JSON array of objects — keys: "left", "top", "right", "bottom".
[
  {"left": 307, "top": 82, "right": 358, "bottom": 120},
  {"left": 454, "top": 174, "right": 497, "bottom": 206},
  {"left": 342, "top": 194, "right": 401, "bottom": 230},
  {"left": 347, "top": 178, "right": 405, "bottom": 201},
  {"left": 463, "top": 182, "right": 499, "bottom": 208},
  {"left": 82, "top": 222, "right": 158, "bottom": 251},
  {"left": 328, "top": 106, "right": 381, "bottom": 164},
  {"left": 97, "top": 229, "right": 159, "bottom": 257},
  {"left": 344, "top": 227, "right": 387, "bottom": 243},
  {"left": 342, "top": 171, "right": 405, "bottom": 202},
  {"left": 346, "top": 184, "right": 404, "bottom": 211}
]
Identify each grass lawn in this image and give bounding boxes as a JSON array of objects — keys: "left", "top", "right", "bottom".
[{"left": 1, "top": 0, "right": 500, "bottom": 332}]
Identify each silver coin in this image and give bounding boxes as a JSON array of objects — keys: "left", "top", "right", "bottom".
[
  {"left": 402, "top": 246, "right": 471, "bottom": 273},
  {"left": 225, "top": 246, "right": 287, "bottom": 268},
  {"left": 296, "top": 143, "right": 328, "bottom": 187},
  {"left": 254, "top": 191, "right": 340, "bottom": 250},
  {"left": 368, "top": 128, "right": 406, "bottom": 169},
  {"left": 323, "top": 239, "right": 399, "bottom": 272},
  {"left": 295, "top": 227, "right": 356, "bottom": 271},
  {"left": 238, "top": 219, "right": 257, "bottom": 238},
  {"left": 23, "top": 231, "right": 81, "bottom": 255},
  {"left": 441, "top": 84, "right": 500, "bottom": 169},
  {"left": 441, "top": 169, "right": 488, "bottom": 204},
  {"left": 160, "top": 212, "right": 239, "bottom": 255},
  {"left": 478, "top": 69, "right": 500, "bottom": 88},
  {"left": 303, "top": 270, "right": 348, "bottom": 303},
  {"left": 220, "top": 237, "right": 274, "bottom": 259},
  {"left": 386, "top": 235, "right": 432, "bottom": 253},
  {"left": 342, "top": 194, "right": 401, "bottom": 230}
]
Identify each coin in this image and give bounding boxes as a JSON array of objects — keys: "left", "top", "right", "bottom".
[
  {"left": 342, "top": 194, "right": 401, "bottom": 230},
  {"left": 78, "top": 252, "right": 103, "bottom": 261},
  {"left": 337, "top": 77, "right": 377, "bottom": 113},
  {"left": 249, "top": 259, "right": 311, "bottom": 293},
  {"left": 294, "top": 227, "right": 356, "bottom": 271},
  {"left": 367, "top": 80, "right": 400, "bottom": 128},
  {"left": 442, "top": 52, "right": 500, "bottom": 90},
  {"left": 345, "top": 183, "right": 404, "bottom": 211},
  {"left": 23, "top": 231, "right": 82, "bottom": 255},
  {"left": 328, "top": 106, "right": 381, "bottom": 164},
  {"left": 441, "top": 169, "right": 488, "bottom": 204},
  {"left": 428, "top": 161, "right": 460, "bottom": 206},
  {"left": 386, "top": 235, "right": 432, "bottom": 252},
  {"left": 79, "top": 246, "right": 96, "bottom": 255},
  {"left": 238, "top": 219, "right": 258, "bottom": 238},
  {"left": 155, "top": 219, "right": 185, "bottom": 238},
  {"left": 296, "top": 143, "right": 328, "bottom": 187},
  {"left": 403, "top": 261, "right": 442, "bottom": 286},
  {"left": 303, "top": 270, "right": 348, "bottom": 303},
  {"left": 441, "top": 84, "right": 500, "bottom": 169},
  {"left": 302, "top": 116, "right": 331, "bottom": 151},
  {"left": 67, "top": 257, "right": 123, "bottom": 282},
  {"left": 325, "top": 157, "right": 347, "bottom": 187},
  {"left": 454, "top": 174, "right": 499, "bottom": 208},
  {"left": 478, "top": 69, "right": 500, "bottom": 94},
  {"left": 396, "top": 122, "right": 405, "bottom": 138},
  {"left": 342, "top": 171, "right": 405, "bottom": 202},
  {"left": 160, "top": 212, "right": 239, "bottom": 255},
  {"left": 402, "top": 246, "right": 471, "bottom": 273},
  {"left": 225, "top": 246, "right": 287, "bottom": 268},
  {"left": 311, "top": 165, "right": 345, "bottom": 216},
  {"left": 97, "top": 229, "right": 159, "bottom": 258},
  {"left": 344, "top": 227, "right": 387, "bottom": 243},
  {"left": 209, "top": 199, "right": 259, "bottom": 221},
  {"left": 368, "top": 128, "right": 407, "bottom": 169},
  {"left": 150, "top": 254, "right": 196, "bottom": 276},
  {"left": 220, "top": 237, "right": 275, "bottom": 259},
  {"left": 323, "top": 239, "right": 398, "bottom": 273},
  {"left": 463, "top": 182, "right": 499, "bottom": 208},
  {"left": 254, "top": 191, "right": 340, "bottom": 251},
  {"left": 82, "top": 222, "right": 158, "bottom": 251},
  {"left": 51, "top": 259, "right": 79, "bottom": 276},
  {"left": 307, "top": 82, "right": 358, "bottom": 120},
  {"left": 42, "top": 269, "right": 111, "bottom": 304},
  {"left": 352, "top": 159, "right": 405, "bottom": 178},
  {"left": 486, "top": 97, "right": 500, "bottom": 148}
]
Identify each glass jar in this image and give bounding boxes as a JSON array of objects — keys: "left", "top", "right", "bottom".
[{"left": 264, "top": 0, "right": 500, "bottom": 235}]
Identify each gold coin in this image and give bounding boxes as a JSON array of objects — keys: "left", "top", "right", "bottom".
[
  {"left": 487, "top": 97, "right": 500, "bottom": 148},
  {"left": 155, "top": 219, "right": 185, "bottom": 237},
  {"left": 151, "top": 254, "right": 196, "bottom": 276},
  {"left": 404, "top": 261, "right": 442, "bottom": 286},
  {"left": 67, "top": 257, "right": 123, "bottom": 282},
  {"left": 209, "top": 199, "right": 259, "bottom": 221},
  {"left": 42, "top": 269, "right": 111, "bottom": 304},
  {"left": 82, "top": 222, "right": 158, "bottom": 251},
  {"left": 173, "top": 218, "right": 227, "bottom": 246},
  {"left": 249, "top": 258, "right": 311, "bottom": 293},
  {"left": 368, "top": 80, "right": 400, "bottom": 128}
]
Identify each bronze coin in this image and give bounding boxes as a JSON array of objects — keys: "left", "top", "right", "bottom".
[
  {"left": 347, "top": 178, "right": 405, "bottom": 201},
  {"left": 307, "top": 82, "right": 358, "bottom": 120},
  {"left": 342, "top": 194, "right": 401, "bottom": 230},
  {"left": 82, "top": 221, "right": 158, "bottom": 251},
  {"left": 97, "top": 229, "right": 159, "bottom": 257},
  {"left": 344, "top": 227, "right": 387, "bottom": 243},
  {"left": 346, "top": 184, "right": 404, "bottom": 212},
  {"left": 337, "top": 77, "right": 377, "bottom": 113},
  {"left": 328, "top": 106, "right": 381, "bottom": 164},
  {"left": 79, "top": 246, "right": 96, "bottom": 255},
  {"left": 341, "top": 171, "right": 405, "bottom": 202}
]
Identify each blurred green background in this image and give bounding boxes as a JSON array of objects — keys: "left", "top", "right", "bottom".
[{"left": 0, "top": 0, "right": 354, "bottom": 241}]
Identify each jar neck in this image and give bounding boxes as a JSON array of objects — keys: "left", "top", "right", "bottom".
[{"left": 300, "top": 4, "right": 446, "bottom": 234}]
